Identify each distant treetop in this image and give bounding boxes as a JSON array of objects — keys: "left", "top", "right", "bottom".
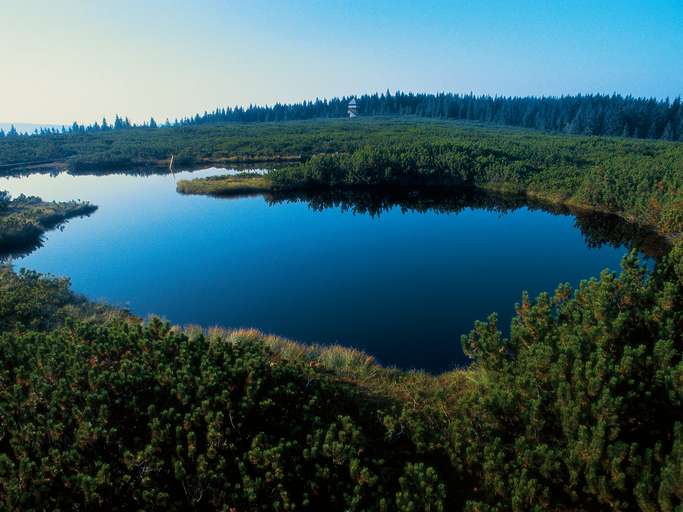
[{"left": 8, "top": 92, "right": 683, "bottom": 141}]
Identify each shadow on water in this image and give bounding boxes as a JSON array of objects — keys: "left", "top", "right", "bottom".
[
  {"left": 0, "top": 210, "right": 98, "bottom": 263},
  {"left": 0, "top": 238, "right": 47, "bottom": 262},
  {"left": 261, "top": 187, "right": 670, "bottom": 259},
  {"left": 3, "top": 184, "right": 667, "bottom": 264}
]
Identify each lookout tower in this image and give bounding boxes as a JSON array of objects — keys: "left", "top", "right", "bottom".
[{"left": 347, "top": 98, "right": 357, "bottom": 118}]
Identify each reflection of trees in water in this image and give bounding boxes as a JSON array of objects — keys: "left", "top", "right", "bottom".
[
  {"left": 267, "top": 187, "right": 525, "bottom": 217},
  {"left": 2, "top": 185, "right": 669, "bottom": 263},
  {"left": 0, "top": 237, "right": 46, "bottom": 263},
  {"left": 1, "top": 163, "right": 275, "bottom": 179},
  {"left": 0, "top": 220, "right": 85, "bottom": 263},
  {"left": 265, "top": 187, "right": 670, "bottom": 259},
  {"left": 570, "top": 211, "right": 669, "bottom": 258}
]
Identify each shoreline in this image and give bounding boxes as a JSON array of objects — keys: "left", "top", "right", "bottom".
[
  {"left": 0, "top": 199, "right": 98, "bottom": 255},
  {"left": 176, "top": 173, "right": 678, "bottom": 245},
  {"left": 0, "top": 155, "right": 301, "bottom": 177}
]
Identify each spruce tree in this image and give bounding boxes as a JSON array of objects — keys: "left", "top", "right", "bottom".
[
  {"left": 661, "top": 121, "right": 674, "bottom": 140},
  {"left": 676, "top": 116, "right": 683, "bottom": 141}
]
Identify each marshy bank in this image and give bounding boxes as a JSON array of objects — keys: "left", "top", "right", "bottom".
[
  {"left": 175, "top": 135, "right": 683, "bottom": 242},
  {"left": 1, "top": 115, "right": 682, "bottom": 509},
  {"left": 1, "top": 241, "right": 682, "bottom": 510},
  {"left": 2, "top": 167, "right": 659, "bottom": 371},
  {"left": 0, "top": 191, "right": 96, "bottom": 257}
]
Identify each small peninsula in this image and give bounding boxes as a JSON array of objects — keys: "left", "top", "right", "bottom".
[{"left": 0, "top": 191, "right": 97, "bottom": 252}]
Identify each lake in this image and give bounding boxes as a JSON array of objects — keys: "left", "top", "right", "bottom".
[{"left": 0, "top": 168, "right": 665, "bottom": 372}]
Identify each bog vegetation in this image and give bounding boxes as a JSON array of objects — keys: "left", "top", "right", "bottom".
[
  {"left": 1, "top": 115, "right": 682, "bottom": 510},
  {"left": 177, "top": 121, "right": 683, "bottom": 237},
  {"left": 1, "top": 115, "right": 682, "bottom": 178},
  {"left": 0, "top": 190, "right": 96, "bottom": 253},
  {"left": 1, "top": 244, "right": 682, "bottom": 510}
]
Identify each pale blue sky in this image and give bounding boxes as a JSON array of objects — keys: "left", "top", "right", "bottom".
[{"left": 2, "top": 0, "right": 682, "bottom": 124}]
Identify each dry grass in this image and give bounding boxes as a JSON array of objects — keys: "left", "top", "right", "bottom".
[
  {"left": 190, "top": 326, "right": 473, "bottom": 422},
  {"left": 176, "top": 173, "right": 273, "bottom": 196}
]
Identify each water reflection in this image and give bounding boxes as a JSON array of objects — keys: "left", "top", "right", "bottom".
[
  {"left": 0, "top": 171, "right": 668, "bottom": 372},
  {"left": 2, "top": 185, "right": 667, "bottom": 262},
  {"left": 263, "top": 188, "right": 670, "bottom": 259}
]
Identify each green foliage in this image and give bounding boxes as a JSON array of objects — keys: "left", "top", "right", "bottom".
[
  {"left": 3, "top": 116, "right": 681, "bottom": 235},
  {"left": 457, "top": 246, "right": 683, "bottom": 510},
  {"left": 0, "top": 266, "right": 122, "bottom": 332},
  {"left": 177, "top": 173, "right": 272, "bottom": 196},
  {"left": 0, "top": 113, "right": 682, "bottom": 508},
  {"left": 395, "top": 462, "right": 447, "bottom": 511},
  {"left": 0, "top": 267, "right": 80, "bottom": 331},
  {"left": 0, "top": 190, "right": 10, "bottom": 211},
  {"left": 90, "top": 118, "right": 675, "bottom": 236},
  {"left": 0, "top": 318, "right": 453, "bottom": 511},
  {"left": 265, "top": 139, "right": 682, "bottom": 235},
  {"left": 1, "top": 243, "right": 682, "bottom": 510}
]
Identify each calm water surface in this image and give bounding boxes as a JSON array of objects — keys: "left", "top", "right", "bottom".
[{"left": 1, "top": 169, "right": 657, "bottom": 372}]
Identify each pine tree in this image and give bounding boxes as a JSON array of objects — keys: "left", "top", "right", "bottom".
[
  {"left": 567, "top": 109, "right": 584, "bottom": 134},
  {"left": 647, "top": 121, "right": 658, "bottom": 139}
]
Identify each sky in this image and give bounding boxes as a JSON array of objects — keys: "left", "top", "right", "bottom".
[{"left": 1, "top": 0, "right": 682, "bottom": 125}]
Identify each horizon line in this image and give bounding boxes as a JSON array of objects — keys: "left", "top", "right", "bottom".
[{"left": 2, "top": 89, "right": 682, "bottom": 129}]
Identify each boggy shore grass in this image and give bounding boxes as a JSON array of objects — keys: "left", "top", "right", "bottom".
[{"left": 176, "top": 172, "right": 272, "bottom": 196}]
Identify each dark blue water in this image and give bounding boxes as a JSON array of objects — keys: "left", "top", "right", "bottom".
[{"left": 1, "top": 169, "right": 658, "bottom": 372}]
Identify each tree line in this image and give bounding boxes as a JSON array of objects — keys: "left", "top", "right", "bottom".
[
  {"left": 261, "top": 136, "right": 683, "bottom": 236},
  {"left": 2, "top": 91, "right": 682, "bottom": 141}
]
